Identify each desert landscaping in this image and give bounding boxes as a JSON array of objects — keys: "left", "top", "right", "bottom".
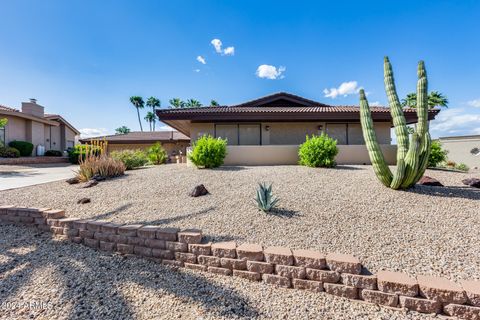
[{"left": 1, "top": 164, "right": 479, "bottom": 319}]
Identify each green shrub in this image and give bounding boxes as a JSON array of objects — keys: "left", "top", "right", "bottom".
[
  {"left": 0, "top": 146, "right": 20, "bottom": 158},
  {"left": 45, "top": 150, "right": 63, "bottom": 157},
  {"left": 298, "top": 133, "right": 338, "bottom": 168},
  {"left": 428, "top": 140, "right": 448, "bottom": 167},
  {"left": 455, "top": 163, "right": 469, "bottom": 172},
  {"left": 68, "top": 145, "right": 101, "bottom": 164},
  {"left": 147, "top": 143, "right": 168, "bottom": 165},
  {"left": 188, "top": 135, "right": 227, "bottom": 168},
  {"left": 111, "top": 149, "right": 149, "bottom": 170},
  {"left": 8, "top": 141, "right": 34, "bottom": 156}
]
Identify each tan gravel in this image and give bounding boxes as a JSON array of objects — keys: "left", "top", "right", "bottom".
[
  {"left": 0, "top": 224, "right": 436, "bottom": 320},
  {"left": 1, "top": 164, "right": 479, "bottom": 319}
]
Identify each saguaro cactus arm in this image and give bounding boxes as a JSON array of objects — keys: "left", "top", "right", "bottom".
[{"left": 359, "top": 89, "right": 393, "bottom": 187}]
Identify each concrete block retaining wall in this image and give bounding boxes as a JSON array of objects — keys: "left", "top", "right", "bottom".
[{"left": 1, "top": 205, "right": 479, "bottom": 320}]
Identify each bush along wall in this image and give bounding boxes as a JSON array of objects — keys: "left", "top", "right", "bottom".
[{"left": 1, "top": 205, "right": 479, "bottom": 320}]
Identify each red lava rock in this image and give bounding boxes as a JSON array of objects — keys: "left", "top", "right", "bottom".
[{"left": 418, "top": 176, "right": 443, "bottom": 187}]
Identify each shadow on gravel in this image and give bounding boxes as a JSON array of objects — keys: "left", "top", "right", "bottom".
[
  {"left": 407, "top": 185, "right": 480, "bottom": 200},
  {"left": 211, "top": 166, "right": 250, "bottom": 171},
  {"left": 332, "top": 165, "right": 365, "bottom": 171},
  {"left": 268, "top": 208, "right": 300, "bottom": 218},
  {"left": 0, "top": 225, "right": 259, "bottom": 319},
  {"left": 130, "top": 207, "right": 216, "bottom": 226},
  {"left": 91, "top": 204, "right": 134, "bottom": 220}
]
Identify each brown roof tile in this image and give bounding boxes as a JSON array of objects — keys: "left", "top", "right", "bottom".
[{"left": 79, "top": 131, "right": 190, "bottom": 144}]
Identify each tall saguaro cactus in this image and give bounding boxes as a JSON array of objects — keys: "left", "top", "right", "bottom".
[{"left": 359, "top": 57, "right": 431, "bottom": 189}]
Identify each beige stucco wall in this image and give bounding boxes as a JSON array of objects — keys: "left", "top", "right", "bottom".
[
  {"left": 190, "top": 121, "right": 391, "bottom": 145},
  {"left": 3, "top": 115, "right": 27, "bottom": 143},
  {"left": 194, "top": 144, "right": 397, "bottom": 166},
  {"left": 65, "top": 126, "right": 77, "bottom": 149},
  {"left": 190, "top": 123, "right": 215, "bottom": 141},
  {"left": 439, "top": 137, "right": 480, "bottom": 168}
]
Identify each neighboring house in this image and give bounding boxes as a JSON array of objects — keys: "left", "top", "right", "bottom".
[
  {"left": 439, "top": 135, "right": 480, "bottom": 168},
  {"left": 79, "top": 131, "right": 190, "bottom": 158},
  {"left": 156, "top": 92, "right": 440, "bottom": 165},
  {"left": 0, "top": 99, "right": 80, "bottom": 155}
]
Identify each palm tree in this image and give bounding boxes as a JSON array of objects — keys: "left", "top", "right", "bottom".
[
  {"left": 115, "top": 126, "right": 130, "bottom": 135},
  {"left": 401, "top": 93, "right": 418, "bottom": 108},
  {"left": 146, "top": 97, "right": 160, "bottom": 131},
  {"left": 169, "top": 98, "right": 185, "bottom": 109},
  {"left": 428, "top": 91, "right": 449, "bottom": 108},
  {"left": 144, "top": 112, "right": 155, "bottom": 131},
  {"left": 130, "top": 96, "right": 145, "bottom": 131},
  {"left": 401, "top": 91, "right": 448, "bottom": 109},
  {"left": 185, "top": 99, "right": 202, "bottom": 108},
  {"left": 210, "top": 100, "right": 219, "bottom": 106}
]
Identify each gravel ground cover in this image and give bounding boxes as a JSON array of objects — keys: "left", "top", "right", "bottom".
[
  {"left": 1, "top": 164, "right": 479, "bottom": 319},
  {"left": 0, "top": 224, "right": 436, "bottom": 320}
]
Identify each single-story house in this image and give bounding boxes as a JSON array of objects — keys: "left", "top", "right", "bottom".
[
  {"left": 438, "top": 135, "right": 480, "bottom": 168},
  {"left": 80, "top": 131, "right": 190, "bottom": 160},
  {"left": 0, "top": 99, "right": 80, "bottom": 155},
  {"left": 156, "top": 92, "right": 440, "bottom": 165}
]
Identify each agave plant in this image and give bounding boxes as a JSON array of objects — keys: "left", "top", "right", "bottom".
[{"left": 255, "top": 182, "right": 280, "bottom": 212}]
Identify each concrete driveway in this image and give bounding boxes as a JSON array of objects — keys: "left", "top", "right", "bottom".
[{"left": 0, "top": 164, "right": 78, "bottom": 191}]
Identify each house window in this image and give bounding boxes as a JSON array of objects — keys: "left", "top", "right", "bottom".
[
  {"left": 214, "top": 123, "right": 261, "bottom": 145},
  {"left": 326, "top": 123, "right": 347, "bottom": 145}
]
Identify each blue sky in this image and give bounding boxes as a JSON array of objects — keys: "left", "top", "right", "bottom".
[{"left": 0, "top": 0, "right": 479, "bottom": 138}]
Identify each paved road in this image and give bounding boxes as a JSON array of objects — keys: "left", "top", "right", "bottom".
[{"left": 0, "top": 164, "right": 78, "bottom": 191}]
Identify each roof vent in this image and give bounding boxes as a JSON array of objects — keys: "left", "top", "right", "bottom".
[{"left": 29, "top": 98, "right": 37, "bottom": 104}]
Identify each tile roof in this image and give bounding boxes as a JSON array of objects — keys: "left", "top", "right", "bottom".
[
  {"left": 80, "top": 131, "right": 190, "bottom": 143},
  {"left": 157, "top": 92, "right": 438, "bottom": 116},
  {"left": 0, "top": 104, "right": 19, "bottom": 112}
]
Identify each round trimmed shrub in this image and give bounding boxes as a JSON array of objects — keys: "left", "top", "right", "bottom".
[
  {"left": 188, "top": 135, "right": 227, "bottom": 168},
  {"left": 298, "top": 133, "right": 338, "bottom": 168},
  {"left": 0, "top": 146, "right": 20, "bottom": 158},
  {"left": 8, "top": 140, "right": 34, "bottom": 156},
  {"left": 45, "top": 150, "right": 63, "bottom": 157}
]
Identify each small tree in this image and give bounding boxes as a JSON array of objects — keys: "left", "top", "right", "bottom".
[
  {"left": 0, "top": 118, "right": 7, "bottom": 128},
  {"left": 428, "top": 140, "right": 448, "bottom": 168},
  {"left": 115, "top": 126, "right": 130, "bottom": 135},
  {"left": 210, "top": 100, "right": 219, "bottom": 106}
]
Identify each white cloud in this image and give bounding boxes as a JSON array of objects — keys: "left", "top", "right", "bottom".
[
  {"left": 193, "top": 69, "right": 200, "bottom": 73},
  {"left": 196, "top": 55, "right": 206, "bottom": 64},
  {"left": 79, "top": 128, "right": 109, "bottom": 138},
  {"left": 369, "top": 101, "right": 381, "bottom": 106},
  {"left": 323, "top": 81, "right": 362, "bottom": 99},
  {"left": 467, "top": 99, "right": 480, "bottom": 108},
  {"left": 210, "top": 38, "right": 235, "bottom": 56},
  {"left": 430, "top": 108, "right": 480, "bottom": 137},
  {"left": 223, "top": 46, "right": 235, "bottom": 56},
  {"left": 255, "top": 65, "right": 286, "bottom": 80},
  {"left": 211, "top": 39, "right": 223, "bottom": 53}
]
